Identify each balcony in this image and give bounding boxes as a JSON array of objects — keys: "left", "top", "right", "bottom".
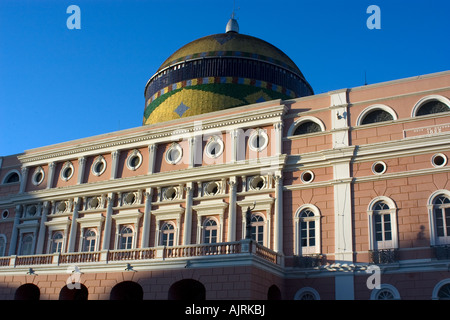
[
  {"left": 433, "top": 245, "right": 450, "bottom": 260},
  {"left": 0, "top": 239, "right": 282, "bottom": 271},
  {"left": 369, "top": 249, "right": 399, "bottom": 264},
  {"left": 293, "top": 254, "right": 325, "bottom": 268}
]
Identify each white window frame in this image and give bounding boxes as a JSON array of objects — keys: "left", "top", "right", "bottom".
[
  {"left": 294, "top": 204, "right": 321, "bottom": 255},
  {"left": 428, "top": 190, "right": 450, "bottom": 246},
  {"left": 287, "top": 116, "right": 325, "bottom": 136},
  {"left": 160, "top": 221, "right": 176, "bottom": 247},
  {"left": 367, "top": 196, "right": 398, "bottom": 250},
  {"left": 202, "top": 217, "right": 219, "bottom": 244},
  {"left": 118, "top": 225, "right": 134, "bottom": 250},
  {"left": 356, "top": 104, "right": 398, "bottom": 126},
  {"left": 412, "top": 95, "right": 450, "bottom": 117}
]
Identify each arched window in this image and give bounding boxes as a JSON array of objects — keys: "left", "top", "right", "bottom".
[
  {"left": 294, "top": 121, "right": 322, "bottom": 135},
  {"left": 357, "top": 105, "right": 397, "bottom": 126},
  {"left": 294, "top": 287, "right": 320, "bottom": 300},
  {"left": 370, "top": 284, "right": 401, "bottom": 300},
  {"left": 2, "top": 171, "right": 20, "bottom": 184},
  {"left": 251, "top": 214, "right": 265, "bottom": 245},
  {"left": 361, "top": 109, "right": 393, "bottom": 124},
  {"left": 110, "top": 281, "right": 143, "bottom": 300},
  {"left": 203, "top": 218, "right": 218, "bottom": 244},
  {"left": 432, "top": 279, "right": 450, "bottom": 300},
  {"left": 412, "top": 95, "right": 450, "bottom": 117},
  {"left": 287, "top": 116, "right": 325, "bottom": 136},
  {"left": 294, "top": 205, "right": 321, "bottom": 255},
  {"left": 0, "top": 235, "right": 6, "bottom": 257},
  {"left": 367, "top": 197, "right": 398, "bottom": 250},
  {"left": 20, "top": 234, "right": 34, "bottom": 255},
  {"left": 51, "top": 232, "right": 64, "bottom": 253},
  {"left": 83, "top": 229, "right": 97, "bottom": 252},
  {"left": 428, "top": 191, "right": 450, "bottom": 246},
  {"left": 119, "top": 226, "right": 134, "bottom": 250},
  {"left": 160, "top": 222, "right": 175, "bottom": 247}
]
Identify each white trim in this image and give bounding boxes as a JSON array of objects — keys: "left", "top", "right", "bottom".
[
  {"left": 248, "top": 128, "right": 269, "bottom": 152},
  {"left": 432, "top": 153, "right": 448, "bottom": 168},
  {"left": 204, "top": 136, "right": 224, "bottom": 159},
  {"left": 371, "top": 161, "right": 387, "bottom": 175},
  {"left": 60, "top": 161, "right": 74, "bottom": 182},
  {"left": 356, "top": 104, "right": 398, "bottom": 126},
  {"left": 91, "top": 155, "right": 107, "bottom": 176},
  {"left": 287, "top": 116, "right": 325, "bottom": 136},
  {"left": 370, "top": 284, "right": 401, "bottom": 300},
  {"left": 300, "top": 170, "right": 314, "bottom": 183},
  {"left": 294, "top": 204, "right": 321, "bottom": 256},
  {"left": 412, "top": 94, "right": 450, "bottom": 117},
  {"left": 165, "top": 143, "right": 183, "bottom": 165},
  {"left": 1, "top": 169, "right": 21, "bottom": 184},
  {"left": 367, "top": 196, "right": 398, "bottom": 250},
  {"left": 432, "top": 278, "right": 450, "bottom": 300},
  {"left": 32, "top": 166, "right": 45, "bottom": 186},
  {"left": 126, "top": 149, "right": 143, "bottom": 171},
  {"left": 294, "top": 287, "right": 320, "bottom": 300},
  {"left": 427, "top": 190, "right": 450, "bottom": 246}
]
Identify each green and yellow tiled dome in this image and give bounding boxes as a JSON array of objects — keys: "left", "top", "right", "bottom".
[{"left": 143, "top": 19, "right": 313, "bottom": 125}]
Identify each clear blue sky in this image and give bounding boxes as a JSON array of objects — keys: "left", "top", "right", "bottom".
[{"left": 1, "top": 0, "right": 449, "bottom": 157}]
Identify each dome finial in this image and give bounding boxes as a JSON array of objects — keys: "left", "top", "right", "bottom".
[{"left": 226, "top": 0, "right": 239, "bottom": 33}]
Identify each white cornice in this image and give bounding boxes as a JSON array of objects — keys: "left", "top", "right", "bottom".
[{"left": 18, "top": 104, "right": 287, "bottom": 165}]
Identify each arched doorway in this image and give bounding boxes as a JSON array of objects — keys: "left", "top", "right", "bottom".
[
  {"left": 14, "top": 283, "right": 40, "bottom": 300},
  {"left": 168, "top": 279, "right": 206, "bottom": 300},
  {"left": 110, "top": 281, "right": 143, "bottom": 300},
  {"left": 267, "top": 285, "right": 282, "bottom": 300},
  {"left": 59, "top": 283, "right": 89, "bottom": 300}
]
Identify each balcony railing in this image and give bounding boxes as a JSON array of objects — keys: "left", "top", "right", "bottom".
[
  {"left": 433, "top": 245, "right": 450, "bottom": 260},
  {"left": 369, "top": 249, "right": 399, "bottom": 264},
  {"left": 293, "top": 254, "right": 325, "bottom": 268},
  {"left": 0, "top": 240, "right": 282, "bottom": 270}
]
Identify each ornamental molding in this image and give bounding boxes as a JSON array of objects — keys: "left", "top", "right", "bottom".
[{"left": 17, "top": 104, "right": 288, "bottom": 165}]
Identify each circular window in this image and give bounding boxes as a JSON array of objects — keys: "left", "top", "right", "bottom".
[
  {"left": 249, "top": 129, "right": 269, "bottom": 152},
  {"left": 92, "top": 156, "right": 107, "bottom": 176},
  {"left": 164, "top": 187, "right": 178, "bottom": 201},
  {"left": 165, "top": 143, "right": 183, "bottom": 164},
  {"left": 127, "top": 150, "right": 143, "bottom": 171},
  {"left": 205, "top": 136, "right": 224, "bottom": 159},
  {"left": 205, "top": 181, "right": 220, "bottom": 196},
  {"left": 56, "top": 201, "right": 67, "bottom": 213},
  {"left": 61, "top": 162, "right": 74, "bottom": 181},
  {"left": 88, "top": 197, "right": 100, "bottom": 210},
  {"left": 32, "top": 167, "right": 45, "bottom": 186},
  {"left": 432, "top": 153, "right": 447, "bottom": 168},
  {"left": 372, "top": 161, "right": 387, "bottom": 175},
  {"left": 301, "top": 170, "right": 315, "bottom": 183},
  {"left": 27, "top": 205, "right": 37, "bottom": 217},
  {"left": 124, "top": 192, "right": 137, "bottom": 205},
  {"left": 2, "top": 210, "right": 9, "bottom": 219},
  {"left": 249, "top": 176, "right": 266, "bottom": 190}
]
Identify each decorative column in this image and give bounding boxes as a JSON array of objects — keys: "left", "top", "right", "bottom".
[
  {"left": 67, "top": 198, "right": 80, "bottom": 252},
  {"left": 148, "top": 144, "right": 157, "bottom": 174},
  {"left": 77, "top": 157, "right": 86, "bottom": 184},
  {"left": 141, "top": 188, "right": 153, "bottom": 247},
  {"left": 188, "top": 137, "right": 197, "bottom": 168},
  {"left": 35, "top": 201, "right": 50, "bottom": 254},
  {"left": 101, "top": 193, "right": 115, "bottom": 250},
  {"left": 47, "top": 162, "right": 56, "bottom": 189},
  {"left": 8, "top": 204, "right": 22, "bottom": 255},
  {"left": 19, "top": 167, "right": 28, "bottom": 193},
  {"left": 227, "top": 177, "right": 237, "bottom": 242},
  {"left": 111, "top": 150, "right": 120, "bottom": 179},
  {"left": 230, "top": 129, "right": 239, "bottom": 163},
  {"left": 183, "top": 182, "right": 194, "bottom": 245},
  {"left": 273, "top": 122, "right": 283, "bottom": 155},
  {"left": 274, "top": 173, "right": 283, "bottom": 254}
]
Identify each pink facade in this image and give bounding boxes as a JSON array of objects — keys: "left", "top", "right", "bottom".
[{"left": 0, "top": 71, "right": 450, "bottom": 300}]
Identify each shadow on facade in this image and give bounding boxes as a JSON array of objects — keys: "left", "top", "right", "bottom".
[{"left": 168, "top": 279, "right": 206, "bottom": 300}]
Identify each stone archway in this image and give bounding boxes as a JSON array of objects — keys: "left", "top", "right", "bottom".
[
  {"left": 110, "top": 281, "right": 143, "bottom": 300},
  {"left": 168, "top": 279, "right": 206, "bottom": 300},
  {"left": 14, "top": 283, "right": 40, "bottom": 300}
]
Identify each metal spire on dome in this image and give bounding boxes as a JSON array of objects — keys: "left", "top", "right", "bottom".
[{"left": 226, "top": 1, "right": 239, "bottom": 33}]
